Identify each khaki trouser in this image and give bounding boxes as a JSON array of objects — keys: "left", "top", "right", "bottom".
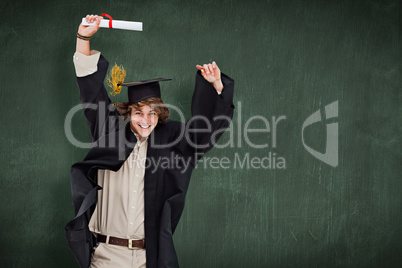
[{"left": 90, "top": 242, "right": 146, "bottom": 268}]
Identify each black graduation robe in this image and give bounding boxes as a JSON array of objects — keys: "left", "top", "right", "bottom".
[{"left": 65, "top": 55, "right": 234, "bottom": 268}]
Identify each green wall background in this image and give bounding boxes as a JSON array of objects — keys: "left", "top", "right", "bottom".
[{"left": 0, "top": 0, "right": 400, "bottom": 267}]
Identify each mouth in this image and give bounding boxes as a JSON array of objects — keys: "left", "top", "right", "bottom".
[{"left": 139, "top": 124, "right": 151, "bottom": 130}]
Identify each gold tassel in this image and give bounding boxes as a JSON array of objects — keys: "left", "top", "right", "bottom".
[{"left": 106, "top": 64, "right": 127, "bottom": 96}]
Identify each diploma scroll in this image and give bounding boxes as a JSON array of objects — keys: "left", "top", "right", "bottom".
[{"left": 82, "top": 18, "right": 143, "bottom": 31}]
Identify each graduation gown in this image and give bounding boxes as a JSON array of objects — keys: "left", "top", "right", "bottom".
[{"left": 65, "top": 55, "right": 234, "bottom": 268}]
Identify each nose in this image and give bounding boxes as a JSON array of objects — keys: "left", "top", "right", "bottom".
[{"left": 139, "top": 114, "right": 150, "bottom": 124}]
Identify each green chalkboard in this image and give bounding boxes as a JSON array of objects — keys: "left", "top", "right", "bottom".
[{"left": 0, "top": 0, "right": 400, "bottom": 267}]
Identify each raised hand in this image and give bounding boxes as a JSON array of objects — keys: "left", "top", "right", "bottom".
[
  {"left": 78, "top": 14, "right": 103, "bottom": 38},
  {"left": 196, "top": 61, "right": 223, "bottom": 92},
  {"left": 76, "top": 15, "right": 103, "bottom": 56}
]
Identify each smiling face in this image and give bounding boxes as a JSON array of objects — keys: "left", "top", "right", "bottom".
[{"left": 130, "top": 105, "right": 159, "bottom": 141}]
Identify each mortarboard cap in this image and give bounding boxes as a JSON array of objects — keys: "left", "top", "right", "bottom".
[{"left": 120, "top": 78, "right": 171, "bottom": 103}]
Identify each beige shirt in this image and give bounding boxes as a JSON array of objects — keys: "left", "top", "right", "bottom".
[
  {"left": 73, "top": 50, "right": 101, "bottom": 77},
  {"left": 73, "top": 51, "right": 147, "bottom": 240},
  {"left": 88, "top": 136, "right": 148, "bottom": 239}
]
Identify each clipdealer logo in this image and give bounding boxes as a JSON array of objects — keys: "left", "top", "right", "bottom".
[
  {"left": 64, "top": 100, "right": 339, "bottom": 170},
  {"left": 302, "top": 101, "right": 338, "bottom": 167}
]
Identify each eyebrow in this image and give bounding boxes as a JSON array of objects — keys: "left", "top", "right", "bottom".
[{"left": 134, "top": 109, "right": 155, "bottom": 112}]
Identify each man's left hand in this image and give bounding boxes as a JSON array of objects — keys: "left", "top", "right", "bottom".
[{"left": 196, "top": 61, "right": 223, "bottom": 92}]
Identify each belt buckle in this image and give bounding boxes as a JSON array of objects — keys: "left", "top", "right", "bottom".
[{"left": 128, "top": 238, "right": 138, "bottom": 250}]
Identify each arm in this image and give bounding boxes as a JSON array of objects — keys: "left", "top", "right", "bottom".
[
  {"left": 74, "top": 15, "right": 119, "bottom": 142},
  {"left": 76, "top": 15, "right": 102, "bottom": 56},
  {"left": 175, "top": 62, "right": 235, "bottom": 164}
]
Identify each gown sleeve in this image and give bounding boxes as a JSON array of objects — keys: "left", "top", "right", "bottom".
[{"left": 174, "top": 70, "right": 235, "bottom": 164}]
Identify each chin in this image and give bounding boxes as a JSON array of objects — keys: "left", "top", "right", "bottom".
[{"left": 138, "top": 129, "right": 152, "bottom": 138}]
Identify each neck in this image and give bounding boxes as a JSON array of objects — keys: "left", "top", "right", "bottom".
[
  {"left": 130, "top": 125, "right": 146, "bottom": 142},
  {"left": 138, "top": 136, "right": 146, "bottom": 142}
]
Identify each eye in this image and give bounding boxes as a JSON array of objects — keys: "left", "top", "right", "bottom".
[
  {"left": 150, "top": 112, "right": 156, "bottom": 115},
  {"left": 134, "top": 112, "right": 141, "bottom": 115}
]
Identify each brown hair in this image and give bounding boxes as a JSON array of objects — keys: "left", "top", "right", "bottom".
[{"left": 116, "top": 97, "right": 170, "bottom": 124}]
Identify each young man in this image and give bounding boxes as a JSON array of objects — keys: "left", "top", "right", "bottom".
[{"left": 65, "top": 15, "right": 235, "bottom": 268}]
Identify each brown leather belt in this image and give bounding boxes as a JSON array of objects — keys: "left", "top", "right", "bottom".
[{"left": 97, "top": 234, "right": 145, "bottom": 249}]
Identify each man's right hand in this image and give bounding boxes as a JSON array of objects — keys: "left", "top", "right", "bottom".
[
  {"left": 78, "top": 14, "right": 103, "bottom": 38},
  {"left": 76, "top": 15, "right": 103, "bottom": 55}
]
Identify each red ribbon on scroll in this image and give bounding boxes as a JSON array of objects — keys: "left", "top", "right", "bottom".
[{"left": 101, "top": 13, "right": 113, "bottom": 28}]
